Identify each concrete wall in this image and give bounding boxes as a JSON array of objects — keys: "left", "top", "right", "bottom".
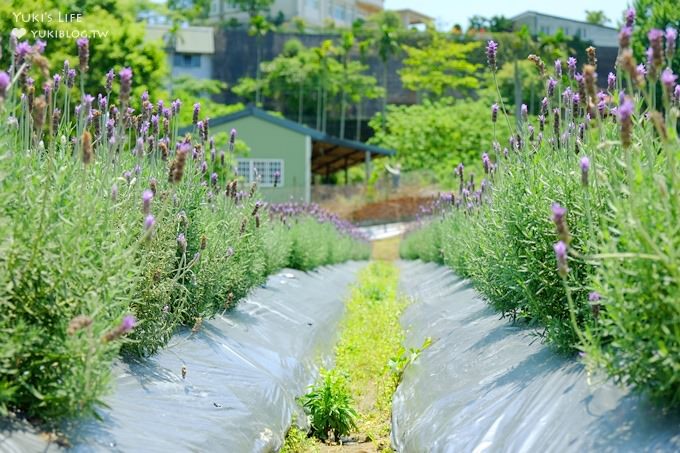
[{"left": 210, "top": 115, "right": 310, "bottom": 202}]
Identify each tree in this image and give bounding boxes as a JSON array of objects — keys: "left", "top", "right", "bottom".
[
  {"left": 249, "top": 14, "right": 275, "bottom": 105},
  {"left": 369, "top": 11, "right": 403, "bottom": 130},
  {"left": 338, "top": 31, "right": 355, "bottom": 139},
  {"left": 399, "top": 29, "right": 481, "bottom": 98},
  {"left": 228, "top": 0, "right": 274, "bottom": 18},
  {"left": 585, "top": 10, "right": 611, "bottom": 26}
]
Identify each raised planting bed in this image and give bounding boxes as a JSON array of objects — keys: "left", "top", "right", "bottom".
[
  {"left": 391, "top": 261, "right": 680, "bottom": 452},
  {"left": 0, "top": 262, "right": 364, "bottom": 452}
]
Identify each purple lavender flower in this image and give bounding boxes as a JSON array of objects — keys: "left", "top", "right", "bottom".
[
  {"left": 554, "top": 59, "right": 562, "bottom": 78},
  {"left": 193, "top": 103, "right": 200, "bottom": 125},
  {"left": 486, "top": 40, "right": 498, "bottom": 71},
  {"left": 661, "top": 68, "right": 678, "bottom": 92},
  {"left": 552, "top": 203, "right": 567, "bottom": 224},
  {"left": 607, "top": 72, "right": 616, "bottom": 91},
  {"left": 619, "top": 26, "right": 632, "bottom": 48},
  {"left": 580, "top": 156, "right": 590, "bottom": 186},
  {"left": 144, "top": 214, "right": 155, "bottom": 231},
  {"left": 67, "top": 69, "right": 77, "bottom": 88},
  {"left": 134, "top": 164, "right": 142, "bottom": 176},
  {"left": 76, "top": 37, "right": 89, "bottom": 73},
  {"left": 15, "top": 41, "right": 32, "bottom": 62},
  {"left": 520, "top": 104, "right": 528, "bottom": 121},
  {"left": 648, "top": 29, "right": 664, "bottom": 74},
  {"left": 567, "top": 57, "right": 577, "bottom": 78},
  {"left": 625, "top": 7, "right": 635, "bottom": 28},
  {"left": 667, "top": 27, "right": 677, "bottom": 60},
  {"left": 589, "top": 291, "right": 601, "bottom": 302},
  {"left": 177, "top": 233, "right": 187, "bottom": 252},
  {"left": 105, "top": 69, "right": 114, "bottom": 93},
  {"left": 111, "top": 184, "right": 118, "bottom": 202},
  {"left": 547, "top": 77, "right": 557, "bottom": 97},
  {"left": 121, "top": 315, "right": 136, "bottom": 333},
  {"left": 538, "top": 114, "right": 545, "bottom": 131},
  {"left": 200, "top": 160, "right": 208, "bottom": 174},
  {"left": 34, "top": 40, "right": 46, "bottom": 54},
  {"left": 229, "top": 128, "right": 237, "bottom": 152},
  {"left": 618, "top": 97, "right": 634, "bottom": 147},
  {"left": 142, "top": 189, "right": 153, "bottom": 214},
  {"left": 141, "top": 91, "right": 149, "bottom": 103},
  {"left": 491, "top": 103, "right": 498, "bottom": 123},
  {"left": 554, "top": 241, "right": 568, "bottom": 277},
  {"left": 0, "top": 71, "right": 10, "bottom": 99},
  {"left": 637, "top": 63, "right": 647, "bottom": 78},
  {"left": 540, "top": 97, "right": 549, "bottom": 115},
  {"left": 210, "top": 172, "right": 218, "bottom": 186},
  {"left": 119, "top": 67, "right": 132, "bottom": 104},
  {"left": 172, "top": 99, "right": 181, "bottom": 115},
  {"left": 674, "top": 85, "right": 680, "bottom": 103},
  {"left": 482, "top": 153, "right": 491, "bottom": 174}
]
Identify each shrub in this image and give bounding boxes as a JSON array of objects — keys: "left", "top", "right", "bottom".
[
  {"left": 300, "top": 369, "right": 358, "bottom": 443},
  {"left": 368, "top": 99, "right": 509, "bottom": 184},
  {"left": 0, "top": 38, "right": 369, "bottom": 422},
  {"left": 401, "top": 17, "right": 680, "bottom": 405}
]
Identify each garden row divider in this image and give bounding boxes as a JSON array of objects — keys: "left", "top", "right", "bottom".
[
  {"left": 0, "top": 261, "right": 365, "bottom": 452},
  {"left": 391, "top": 260, "right": 680, "bottom": 452}
]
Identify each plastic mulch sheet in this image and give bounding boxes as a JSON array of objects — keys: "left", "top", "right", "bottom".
[
  {"left": 392, "top": 260, "right": 680, "bottom": 452},
  {"left": 0, "top": 261, "right": 364, "bottom": 453}
]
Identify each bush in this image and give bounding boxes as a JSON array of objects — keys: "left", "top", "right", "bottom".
[
  {"left": 0, "top": 40, "right": 369, "bottom": 422},
  {"left": 300, "top": 369, "right": 358, "bottom": 443},
  {"left": 369, "top": 99, "right": 510, "bottom": 184},
  {"left": 401, "top": 19, "right": 680, "bottom": 405}
]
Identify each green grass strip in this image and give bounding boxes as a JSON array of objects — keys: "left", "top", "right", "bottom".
[{"left": 283, "top": 262, "right": 408, "bottom": 451}]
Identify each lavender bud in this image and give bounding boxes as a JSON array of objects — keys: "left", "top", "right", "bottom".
[
  {"left": 491, "top": 103, "right": 498, "bottom": 123},
  {"left": 76, "top": 37, "right": 89, "bottom": 73},
  {"left": 486, "top": 40, "right": 498, "bottom": 71},
  {"left": 554, "top": 241, "right": 569, "bottom": 277},
  {"left": 580, "top": 156, "right": 590, "bottom": 186},
  {"left": 142, "top": 189, "right": 153, "bottom": 214}
]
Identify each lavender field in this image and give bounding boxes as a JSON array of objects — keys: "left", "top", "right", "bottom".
[{"left": 1, "top": 0, "right": 679, "bottom": 451}]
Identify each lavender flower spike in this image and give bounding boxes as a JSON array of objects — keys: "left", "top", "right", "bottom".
[
  {"left": 667, "top": 27, "right": 677, "bottom": 60},
  {"left": 121, "top": 315, "right": 136, "bottom": 333},
  {"left": 580, "top": 156, "right": 590, "bottom": 187},
  {"left": 491, "top": 103, "right": 499, "bottom": 123},
  {"left": 0, "top": 71, "right": 10, "bottom": 99},
  {"left": 119, "top": 67, "right": 132, "bottom": 104},
  {"left": 144, "top": 214, "right": 156, "bottom": 231},
  {"left": 142, "top": 189, "right": 153, "bottom": 215},
  {"left": 607, "top": 72, "right": 616, "bottom": 91},
  {"left": 76, "top": 37, "right": 89, "bottom": 73},
  {"left": 554, "top": 241, "right": 569, "bottom": 277},
  {"left": 486, "top": 40, "right": 498, "bottom": 71}
]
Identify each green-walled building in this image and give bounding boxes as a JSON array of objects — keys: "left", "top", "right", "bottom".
[{"left": 194, "top": 107, "right": 395, "bottom": 203}]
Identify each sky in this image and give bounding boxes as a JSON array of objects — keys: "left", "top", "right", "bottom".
[{"left": 383, "top": 0, "right": 630, "bottom": 31}]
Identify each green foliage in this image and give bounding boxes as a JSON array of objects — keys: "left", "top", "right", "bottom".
[
  {"left": 632, "top": 0, "right": 680, "bottom": 74},
  {"left": 300, "top": 369, "right": 358, "bottom": 442},
  {"left": 401, "top": 20, "right": 680, "bottom": 406},
  {"left": 229, "top": 0, "right": 274, "bottom": 18},
  {"left": 332, "top": 261, "right": 406, "bottom": 446},
  {"left": 0, "top": 0, "right": 167, "bottom": 99},
  {"left": 400, "top": 30, "right": 482, "bottom": 98},
  {"left": 585, "top": 10, "right": 611, "bottom": 26},
  {"left": 281, "top": 425, "right": 319, "bottom": 453},
  {"left": 369, "top": 99, "right": 507, "bottom": 183},
  {"left": 0, "top": 41, "right": 369, "bottom": 422},
  {"left": 171, "top": 76, "right": 244, "bottom": 126}
]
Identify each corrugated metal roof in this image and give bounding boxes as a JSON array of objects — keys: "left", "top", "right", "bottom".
[{"left": 146, "top": 25, "right": 215, "bottom": 54}]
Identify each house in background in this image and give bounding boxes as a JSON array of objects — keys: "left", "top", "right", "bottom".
[
  {"left": 394, "top": 9, "right": 434, "bottom": 29},
  {"left": 208, "top": 0, "right": 384, "bottom": 27},
  {"left": 195, "top": 107, "right": 395, "bottom": 202},
  {"left": 511, "top": 11, "right": 618, "bottom": 47},
  {"left": 146, "top": 25, "right": 215, "bottom": 80}
]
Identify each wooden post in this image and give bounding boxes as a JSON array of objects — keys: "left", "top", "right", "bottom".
[
  {"left": 344, "top": 157, "right": 349, "bottom": 185},
  {"left": 365, "top": 151, "right": 371, "bottom": 185}
]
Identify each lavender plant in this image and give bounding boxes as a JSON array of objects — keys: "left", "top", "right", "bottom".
[
  {"left": 0, "top": 36, "right": 369, "bottom": 422},
  {"left": 401, "top": 13, "right": 680, "bottom": 405}
]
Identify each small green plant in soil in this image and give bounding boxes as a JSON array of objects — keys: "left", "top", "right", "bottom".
[{"left": 299, "top": 369, "right": 358, "bottom": 443}]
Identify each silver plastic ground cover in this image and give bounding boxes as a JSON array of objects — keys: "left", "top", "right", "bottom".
[
  {"left": 392, "top": 260, "right": 680, "bottom": 452},
  {"left": 1, "top": 262, "right": 364, "bottom": 453}
]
